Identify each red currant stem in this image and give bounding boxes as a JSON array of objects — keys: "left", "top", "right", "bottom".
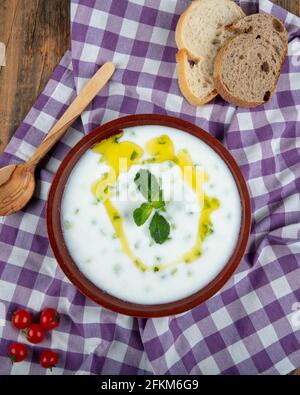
[{"left": 9, "top": 355, "right": 16, "bottom": 364}]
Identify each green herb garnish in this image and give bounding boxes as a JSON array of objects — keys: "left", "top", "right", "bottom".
[
  {"left": 133, "top": 169, "right": 170, "bottom": 244},
  {"left": 113, "top": 263, "right": 122, "bottom": 275},
  {"left": 133, "top": 203, "right": 153, "bottom": 226},
  {"left": 113, "top": 133, "right": 122, "bottom": 144},
  {"left": 157, "top": 136, "right": 167, "bottom": 145},
  {"left": 130, "top": 150, "right": 139, "bottom": 161},
  {"left": 151, "top": 189, "right": 165, "bottom": 209},
  {"left": 149, "top": 212, "right": 170, "bottom": 245},
  {"left": 134, "top": 169, "right": 161, "bottom": 203},
  {"left": 64, "top": 220, "right": 72, "bottom": 230},
  {"left": 195, "top": 250, "right": 201, "bottom": 257},
  {"left": 203, "top": 223, "right": 214, "bottom": 237}
]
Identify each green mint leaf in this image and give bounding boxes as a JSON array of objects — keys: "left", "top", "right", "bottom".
[
  {"left": 151, "top": 188, "right": 165, "bottom": 209},
  {"left": 151, "top": 200, "right": 165, "bottom": 210},
  {"left": 134, "top": 169, "right": 161, "bottom": 202},
  {"left": 149, "top": 212, "right": 170, "bottom": 244},
  {"left": 133, "top": 203, "right": 153, "bottom": 226}
]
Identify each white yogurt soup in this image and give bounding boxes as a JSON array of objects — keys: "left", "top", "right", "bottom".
[{"left": 61, "top": 125, "right": 242, "bottom": 304}]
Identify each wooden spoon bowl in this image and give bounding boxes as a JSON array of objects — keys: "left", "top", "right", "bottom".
[{"left": 0, "top": 164, "right": 35, "bottom": 216}]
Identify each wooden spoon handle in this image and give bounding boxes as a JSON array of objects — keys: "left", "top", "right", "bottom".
[{"left": 28, "top": 62, "right": 115, "bottom": 167}]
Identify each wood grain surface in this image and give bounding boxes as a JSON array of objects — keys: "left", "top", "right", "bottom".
[
  {"left": 0, "top": 0, "right": 299, "bottom": 375},
  {"left": 0, "top": 0, "right": 70, "bottom": 152}
]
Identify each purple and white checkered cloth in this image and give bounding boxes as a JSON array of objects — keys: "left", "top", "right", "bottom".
[{"left": 0, "top": 0, "right": 300, "bottom": 375}]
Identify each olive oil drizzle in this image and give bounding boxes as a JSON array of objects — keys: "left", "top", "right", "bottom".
[{"left": 91, "top": 132, "right": 220, "bottom": 272}]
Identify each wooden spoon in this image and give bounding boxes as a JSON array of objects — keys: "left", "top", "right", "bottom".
[{"left": 0, "top": 62, "right": 115, "bottom": 216}]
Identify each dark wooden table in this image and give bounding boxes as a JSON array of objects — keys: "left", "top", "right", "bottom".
[
  {"left": 0, "top": 0, "right": 70, "bottom": 152},
  {"left": 0, "top": 0, "right": 299, "bottom": 375}
]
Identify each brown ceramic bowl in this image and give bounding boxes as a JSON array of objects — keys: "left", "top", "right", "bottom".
[{"left": 47, "top": 114, "right": 251, "bottom": 317}]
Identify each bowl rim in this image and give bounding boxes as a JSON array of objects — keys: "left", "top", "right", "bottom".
[{"left": 47, "top": 114, "right": 251, "bottom": 317}]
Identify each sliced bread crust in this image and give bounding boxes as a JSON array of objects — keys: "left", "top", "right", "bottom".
[
  {"left": 175, "top": 0, "right": 245, "bottom": 106},
  {"left": 175, "top": 0, "right": 245, "bottom": 60},
  {"left": 214, "top": 36, "right": 264, "bottom": 108},
  {"left": 214, "top": 14, "right": 288, "bottom": 108},
  {"left": 176, "top": 49, "right": 218, "bottom": 106},
  {"left": 226, "top": 13, "right": 288, "bottom": 49}
]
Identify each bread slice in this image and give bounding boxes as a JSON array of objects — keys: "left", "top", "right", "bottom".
[
  {"left": 176, "top": 49, "right": 218, "bottom": 106},
  {"left": 226, "top": 13, "right": 288, "bottom": 54},
  {"left": 213, "top": 14, "right": 288, "bottom": 108},
  {"left": 175, "top": 0, "right": 245, "bottom": 106}
]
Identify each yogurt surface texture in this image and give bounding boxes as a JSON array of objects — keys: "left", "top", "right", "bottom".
[{"left": 61, "top": 125, "right": 242, "bottom": 304}]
